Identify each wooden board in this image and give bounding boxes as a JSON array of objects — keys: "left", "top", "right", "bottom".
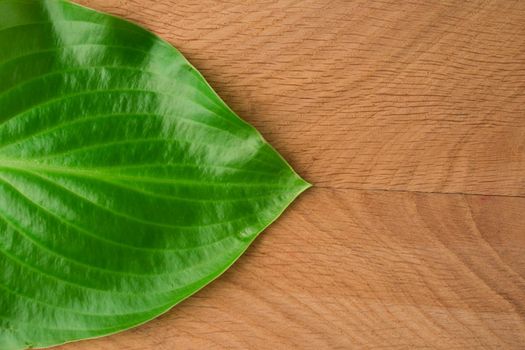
[{"left": 56, "top": 0, "right": 525, "bottom": 349}]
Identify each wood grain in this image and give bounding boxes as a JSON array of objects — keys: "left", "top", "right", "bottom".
[
  {"left": 57, "top": 0, "right": 525, "bottom": 349},
  {"left": 77, "top": 0, "right": 525, "bottom": 196}
]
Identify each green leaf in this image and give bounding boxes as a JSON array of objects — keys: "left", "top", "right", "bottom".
[{"left": 0, "top": 0, "right": 310, "bottom": 348}]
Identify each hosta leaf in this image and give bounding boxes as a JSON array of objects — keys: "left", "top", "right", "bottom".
[{"left": 0, "top": 0, "right": 310, "bottom": 348}]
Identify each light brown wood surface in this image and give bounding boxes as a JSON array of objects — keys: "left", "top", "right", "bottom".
[{"left": 57, "top": 0, "right": 525, "bottom": 349}]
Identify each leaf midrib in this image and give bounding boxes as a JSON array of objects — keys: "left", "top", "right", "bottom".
[{"left": 0, "top": 157, "right": 290, "bottom": 188}]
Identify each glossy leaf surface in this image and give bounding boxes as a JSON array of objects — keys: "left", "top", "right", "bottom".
[{"left": 0, "top": 1, "right": 310, "bottom": 348}]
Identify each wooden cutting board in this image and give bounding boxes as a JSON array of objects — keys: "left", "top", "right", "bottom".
[{"left": 56, "top": 0, "right": 525, "bottom": 349}]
